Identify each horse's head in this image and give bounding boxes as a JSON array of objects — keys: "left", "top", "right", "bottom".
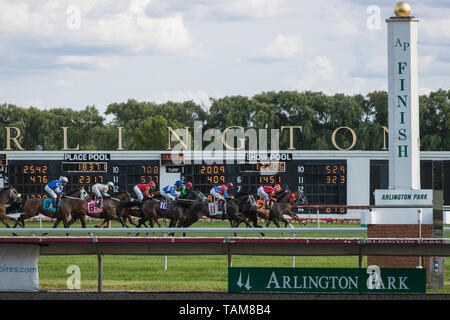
[
  {"left": 290, "top": 191, "right": 307, "bottom": 205},
  {"left": 0, "top": 186, "right": 22, "bottom": 204},
  {"left": 80, "top": 187, "right": 92, "bottom": 201},
  {"left": 66, "top": 188, "right": 91, "bottom": 201}
]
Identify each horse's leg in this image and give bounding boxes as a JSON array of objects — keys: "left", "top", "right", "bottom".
[
  {"left": 272, "top": 219, "right": 281, "bottom": 228},
  {"left": 1, "top": 216, "right": 19, "bottom": 236},
  {"left": 14, "top": 213, "right": 28, "bottom": 228},
  {"left": 52, "top": 218, "right": 61, "bottom": 228},
  {"left": 0, "top": 217, "right": 10, "bottom": 228},
  {"left": 127, "top": 215, "right": 139, "bottom": 228},
  {"left": 96, "top": 219, "right": 107, "bottom": 228},
  {"left": 80, "top": 215, "right": 87, "bottom": 228},
  {"left": 118, "top": 215, "right": 128, "bottom": 228},
  {"left": 280, "top": 215, "right": 290, "bottom": 228},
  {"left": 287, "top": 210, "right": 302, "bottom": 225},
  {"left": 66, "top": 214, "right": 78, "bottom": 228}
]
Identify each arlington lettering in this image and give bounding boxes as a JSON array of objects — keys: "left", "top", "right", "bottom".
[{"left": 229, "top": 268, "right": 426, "bottom": 293}]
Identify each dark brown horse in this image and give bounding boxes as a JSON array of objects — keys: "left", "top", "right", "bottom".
[
  {"left": 91, "top": 191, "right": 133, "bottom": 228},
  {"left": 61, "top": 189, "right": 92, "bottom": 228},
  {"left": 258, "top": 191, "right": 304, "bottom": 228},
  {"left": 0, "top": 186, "right": 22, "bottom": 228},
  {"left": 136, "top": 199, "right": 170, "bottom": 228},
  {"left": 13, "top": 188, "right": 91, "bottom": 228},
  {"left": 231, "top": 193, "right": 262, "bottom": 228}
]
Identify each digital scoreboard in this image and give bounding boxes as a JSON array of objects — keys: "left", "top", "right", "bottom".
[
  {"left": 181, "top": 153, "right": 347, "bottom": 213},
  {"left": 6, "top": 153, "right": 160, "bottom": 199}
]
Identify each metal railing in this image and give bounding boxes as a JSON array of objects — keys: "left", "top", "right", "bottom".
[{"left": 0, "top": 227, "right": 367, "bottom": 235}]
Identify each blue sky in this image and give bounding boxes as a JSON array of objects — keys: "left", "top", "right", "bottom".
[{"left": 0, "top": 0, "right": 449, "bottom": 115}]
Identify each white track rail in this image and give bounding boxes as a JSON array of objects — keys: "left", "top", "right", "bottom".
[{"left": 0, "top": 227, "right": 367, "bottom": 235}]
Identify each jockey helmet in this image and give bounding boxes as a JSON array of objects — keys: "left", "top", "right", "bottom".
[
  {"left": 107, "top": 181, "right": 114, "bottom": 187},
  {"left": 226, "top": 182, "right": 234, "bottom": 189}
]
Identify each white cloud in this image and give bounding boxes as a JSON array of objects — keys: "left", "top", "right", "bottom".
[
  {"left": 0, "top": 0, "right": 196, "bottom": 71},
  {"left": 419, "top": 87, "right": 434, "bottom": 96},
  {"left": 146, "top": 0, "right": 287, "bottom": 20},
  {"left": 56, "top": 55, "right": 119, "bottom": 69},
  {"left": 309, "top": 56, "right": 335, "bottom": 80},
  {"left": 264, "top": 34, "right": 303, "bottom": 59},
  {"left": 286, "top": 55, "right": 368, "bottom": 95},
  {"left": 153, "top": 90, "right": 213, "bottom": 108},
  {"left": 247, "top": 34, "right": 303, "bottom": 63},
  {"left": 334, "top": 18, "right": 359, "bottom": 37},
  {"left": 54, "top": 79, "right": 72, "bottom": 88},
  {"left": 218, "top": 0, "right": 287, "bottom": 19},
  {"left": 422, "top": 18, "right": 450, "bottom": 43},
  {"left": 93, "top": 4, "right": 192, "bottom": 54}
]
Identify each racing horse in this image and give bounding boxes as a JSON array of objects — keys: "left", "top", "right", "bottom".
[
  {"left": 0, "top": 186, "right": 22, "bottom": 228},
  {"left": 13, "top": 188, "right": 91, "bottom": 228},
  {"left": 59, "top": 188, "right": 92, "bottom": 228},
  {"left": 259, "top": 190, "right": 305, "bottom": 228},
  {"left": 91, "top": 191, "right": 133, "bottom": 228},
  {"left": 122, "top": 191, "right": 169, "bottom": 229},
  {"left": 231, "top": 192, "right": 262, "bottom": 228},
  {"left": 175, "top": 196, "right": 210, "bottom": 228},
  {"left": 176, "top": 192, "right": 259, "bottom": 230}
]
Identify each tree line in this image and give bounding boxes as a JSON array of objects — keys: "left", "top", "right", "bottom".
[{"left": 0, "top": 89, "right": 448, "bottom": 151}]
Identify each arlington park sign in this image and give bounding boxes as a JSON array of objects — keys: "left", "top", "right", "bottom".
[{"left": 228, "top": 267, "right": 426, "bottom": 294}]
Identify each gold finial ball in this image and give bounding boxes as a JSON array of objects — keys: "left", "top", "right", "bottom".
[{"left": 394, "top": 2, "right": 411, "bottom": 17}]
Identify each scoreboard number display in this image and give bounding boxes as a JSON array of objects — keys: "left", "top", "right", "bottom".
[
  {"left": 181, "top": 154, "right": 347, "bottom": 214},
  {"left": 6, "top": 153, "right": 160, "bottom": 198}
]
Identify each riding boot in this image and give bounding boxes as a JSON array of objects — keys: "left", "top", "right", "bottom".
[
  {"left": 220, "top": 200, "right": 227, "bottom": 220},
  {"left": 167, "top": 199, "right": 174, "bottom": 211}
]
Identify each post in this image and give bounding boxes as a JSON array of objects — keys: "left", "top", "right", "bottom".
[
  {"left": 417, "top": 209, "right": 422, "bottom": 268},
  {"left": 97, "top": 254, "right": 103, "bottom": 292},
  {"left": 316, "top": 207, "right": 320, "bottom": 228},
  {"left": 368, "top": 3, "right": 434, "bottom": 270},
  {"left": 429, "top": 161, "right": 444, "bottom": 288},
  {"left": 163, "top": 233, "right": 168, "bottom": 270},
  {"left": 291, "top": 232, "right": 296, "bottom": 268}
]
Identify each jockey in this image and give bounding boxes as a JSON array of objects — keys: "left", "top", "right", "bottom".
[
  {"left": 161, "top": 180, "right": 184, "bottom": 201},
  {"left": 133, "top": 181, "right": 156, "bottom": 202},
  {"left": 92, "top": 182, "right": 114, "bottom": 206},
  {"left": 45, "top": 176, "right": 68, "bottom": 207},
  {"left": 257, "top": 184, "right": 281, "bottom": 208},
  {"left": 209, "top": 182, "right": 233, "bottom": 211},
  {"left": 179, "top": 182, "right": 196, "bottom": 200}
]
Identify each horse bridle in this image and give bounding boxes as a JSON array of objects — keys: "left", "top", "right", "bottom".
[{"left": 63, "top": 189, "right": 91, "bottom": 201}]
